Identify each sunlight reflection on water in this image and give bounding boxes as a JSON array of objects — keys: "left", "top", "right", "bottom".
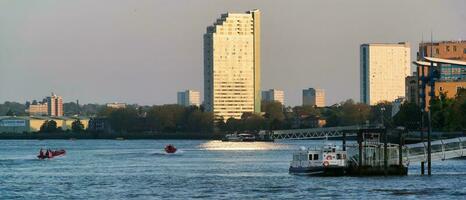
[{"left": 198, "top": 140, "right": 291, "bottom": 151}]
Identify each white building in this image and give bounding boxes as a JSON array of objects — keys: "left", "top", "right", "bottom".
[
  {"left": 360, "top": 42, "right": 410, "bottom": 105},
  {"left": 106, "top": 102, "right": 127, "bottom": 109},
  {"left": 262, "top": 89, "right": 284, "bottom": 105},
  {"left": 177, "top": 90, "right": 201, "bottom": 107},
  {"left": 302, "top": 88, "right": 325, "bottom": 107},
  {"left": 204, "top": 10, "right": 261, "bottom": 120}
]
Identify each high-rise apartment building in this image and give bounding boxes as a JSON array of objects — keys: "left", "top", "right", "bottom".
[
  {"left": 262, "top": 89, "right": 284, "bottom": 105},
  {"left": 360, "top": 42, "right": 410, "bottom": 105},
  {"left": 177, "top": 90, "right": 201, "bottom": 107},
  {"left": 47, "top": 93, "right": 63, "bottom": 116},
  {"left": 418, "top": 40, "right": 466, "bottom": 61},
  {"left": 302, "top": 88, "right": 325, "bottom": 107},
  {"left": 204, "top": 10, "right": 261, "bottom": 120}
]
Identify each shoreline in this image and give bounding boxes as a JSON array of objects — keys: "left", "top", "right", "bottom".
[{"left": 0, "top": 132, "right": 224, "bottom": 140}]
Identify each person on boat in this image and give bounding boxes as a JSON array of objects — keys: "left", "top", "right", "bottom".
[
  {"left": 46, "top": 149, "right": 52, "bottom": 158},
  {"left": 39, "top": 149, "right": 44, "bottom": 158}
]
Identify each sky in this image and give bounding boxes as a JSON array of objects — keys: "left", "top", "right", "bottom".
[{"left": 0, "top": 0, "right": 465, "bottom": 106}]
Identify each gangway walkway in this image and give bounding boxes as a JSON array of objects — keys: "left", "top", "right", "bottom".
[
  {"left": 404, "top": 136, "right": 466, "bottom": 163},
  {"left": 345, "top": 136, "right": 466, "bottom": 166}
]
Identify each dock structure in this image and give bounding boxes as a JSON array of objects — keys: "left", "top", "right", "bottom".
[{"left": 272, "top": 125, "right": 466, "bottom": 176}]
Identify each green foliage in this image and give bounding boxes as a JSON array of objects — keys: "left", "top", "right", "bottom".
[
  {"left": 261, "top": 101, "right": 285, "bottom": 121},
  {"left": 369, "top": 102, "right": 393, "bottom": 127},
  {"left": 71, "top": 119, "right": 85, "bottom": 132},
  {"left": 39, "top": 120, "right": 60, "bottom": 133},
  {"left": 0, "top": 102, "right": 27, "bottom": 116},
  {"left": 393, "top": 102, "right": 421, "bottom": 130},
  {"left": 321, "top": 99, "right": 370, "bottom": 127},
  {"left": 108, "top": 108, "right": 139, "bottom": 132}
]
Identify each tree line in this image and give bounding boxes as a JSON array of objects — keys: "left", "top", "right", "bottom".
[
  {"left": 394, "top": 89, "right": 466, "bottom": 131},
  {"left": 3, "top": 89, "right": 465, "bottom": 133}
]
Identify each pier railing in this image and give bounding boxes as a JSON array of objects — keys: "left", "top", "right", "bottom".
[
  {"left": 405, "top": 136, "right": 466, "bottom": 163},
  {"left": 269, "top": 125, "right": 384, "bottom": 140}
]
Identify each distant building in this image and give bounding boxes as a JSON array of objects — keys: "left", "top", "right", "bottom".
[
  {"left": 88, "top": 117, "right": 113, "bottom": 133},
  {"left": 106, "top": 102, "right": 127, "bottom": 109},
  {"left": 405, "top": 72, "right": 418, "bottom": 104},
  {"left": 27, "top": 93, "right": 63, "bottom": 116},
  {"left": 0, "top": 116, "right": 89, "bottom": 133},
  {"left": 46, "top": 93, "right": 63, "bottom": 116},
  {"left": 303, "top": 88, "right": 325, "bottom": 107},
  {"left": 291, "top": 115, "right": 326, "bottom": 129},
  {"left": 177, "top": 90, "right": 201, "bottom": 107},
  {"left": 418, "top": 40, "right": 466, "bottom": 61},
  {"left": 262, "top": 89, "right": 284, "bottom": 105},
  {"left": 204, "top": 10, "right": 261, "bottom": 121},
  {"left": 28, "top": 102, "right": 48, "bottom": 116},
  {"left": 391, "top": 97, "right": 405, "bottom": 117},
  {"left": 360, "top": 42, "right": 411, "bottom": 105},
  {"left": 414, "top": 57, "right": 466, "bottom": 108}
]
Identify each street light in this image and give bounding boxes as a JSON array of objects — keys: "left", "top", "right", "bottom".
[{"left": 380, "top": 107, "right": 386, "bottom": 127}]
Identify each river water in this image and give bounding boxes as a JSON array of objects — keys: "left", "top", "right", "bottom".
[{"left": 0, "top": 140, "right": 465, "bottom": 199}]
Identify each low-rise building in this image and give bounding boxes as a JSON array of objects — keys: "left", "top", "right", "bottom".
[
  {"left": 0, "top": 116, "right": 89, "bottom": 133},
  {"left": 413, "top": 57, "right": 466, "bottom": 109},
  {"left": 405, "top": 72, "right": 418, "bottom": 104},
  {"left": 28, "top": 102, "right": 48, "bottom": 116},
  {"left": 106, "top": 102, "right": 127, "bottom": 109}
]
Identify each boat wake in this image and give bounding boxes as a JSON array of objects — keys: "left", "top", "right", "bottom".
[{"left": 151, "top": 150, "right": 184, "bottom": 156}]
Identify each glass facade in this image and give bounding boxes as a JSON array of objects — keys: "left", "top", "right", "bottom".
[{"left": 439, "top": 64, "right": 466, "bottom": 81}]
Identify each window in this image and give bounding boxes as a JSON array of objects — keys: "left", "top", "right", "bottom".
[
  {"left": 337, "top": 154, "right": 342, "bottom": 160},
  {"left": 308, "top": 154, "right": 313, "bottom": 160},
  {"left": 464, "top": 48, "right": 466, "bottom": 54},
  {"left": 453, "top": 46, "right": 457, "bottom": 52},
  {"left": 314, "top": 154, "right": 319, "bottom": 160},
  {"left": 436, "top": 48, "right": 439, "bottom": 54},
  {"left": 446, "top": 46, "right": 450, "bottom": 52}
]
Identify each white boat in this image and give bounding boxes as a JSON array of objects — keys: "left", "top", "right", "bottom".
[
  {"left": 222, "top": 133, "right": 242, "bottom": 142},
  {"left": 289, "top": 143, "right": 348, "bottom": 175},
  {"left": 222, "top": 133, "right": 256, "bottom": 142}
]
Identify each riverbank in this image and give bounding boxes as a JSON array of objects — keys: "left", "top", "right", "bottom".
[{"left": 0, "top": 132, "right": 224, "bottom": 140}]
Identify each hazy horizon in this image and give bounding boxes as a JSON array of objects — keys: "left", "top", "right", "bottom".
[{"left": 1, "top": 0, "right": 465, "bottom": 106}]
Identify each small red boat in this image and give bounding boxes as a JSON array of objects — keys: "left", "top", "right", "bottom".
[
  {"left": 164, "top": 144, "right": 177, "bottom": 153},
  {"left": 38, "top": 149, "right": 66, "bottom": 159}
]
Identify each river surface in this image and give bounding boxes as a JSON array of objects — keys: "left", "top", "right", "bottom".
[{"left": 0, "top": 140, "right": 465, "bottom": 199}]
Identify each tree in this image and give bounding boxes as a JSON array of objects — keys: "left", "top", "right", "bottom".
[
  {"left": 369, "top": 102, "right": 393, "bottom": 127},
  {"left": 107, "top": 108, "right": 139, "bottom": 132},
  {"left": 6, "top": 109, "right": 14, "bottom": 116},
  {"left": 71, "top": 119, "right": 85, "bottom": 132},
  {"left": 146, "top": 105, "right": 186, "bottom": 132},
  {"left": 0, "top": 101, "right": 27, "bottom": 116},
  {"left": 393, "top": 102, "right": 421, "bottom": 130},
  {"left": 39, "top": 120, "right": 59, "bottom": 133},
  {"left": 262, "top": 101, "right": 285, "bottom": 121}
]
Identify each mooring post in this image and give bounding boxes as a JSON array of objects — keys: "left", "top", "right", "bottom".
[
  {"left": 398, "top": 129, "right": 403, "bottom": 167},
  {"left": 358, "top": 130, "right": 363, "bottom": 167},
  {"left": 427, "top": 111, "right": 432, "bottom": 175},
  {"left": 384, "top": 128, "right": 388, "bottom": 176},
  {"left": 342, "top": 131, "right": 346, "bottom": 151}
]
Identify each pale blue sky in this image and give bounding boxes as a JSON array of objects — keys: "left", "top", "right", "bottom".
[{"left": 1, "top": 0, "right": 465, "bottom": 106}]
